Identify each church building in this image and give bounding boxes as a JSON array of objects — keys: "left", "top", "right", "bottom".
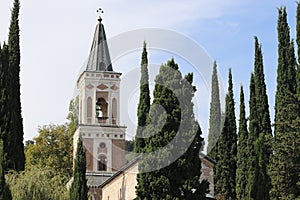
[
  {"left": 73, "top": 15, "right": 215, "bottom": 200},
  {"left": 73, "top": 15, "right": 127, "bottom": 188}
]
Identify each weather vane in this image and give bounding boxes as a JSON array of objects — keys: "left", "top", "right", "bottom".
[{"left": 97, "top": 8, "right": 104, "bottom": 22}]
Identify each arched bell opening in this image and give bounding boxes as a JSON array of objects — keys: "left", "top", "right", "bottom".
[{"left": 96, "top": 97, "right": 108, "bottom": 123}]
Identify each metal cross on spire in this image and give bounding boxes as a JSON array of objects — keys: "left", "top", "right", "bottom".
[{"left": 97, "top": 8, "right": 104, "bottom": 22}]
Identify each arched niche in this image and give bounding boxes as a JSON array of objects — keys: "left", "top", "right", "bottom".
[
  {"left": 112, "top": 98, "right": 117, "bottom": 124},
  {"left": 87, "top": 97, "right": 92, "bottom": 124}
]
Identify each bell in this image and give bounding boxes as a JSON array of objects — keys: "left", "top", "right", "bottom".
[{"left": 96, "top": 104, "right": 103, "bottom": 117}]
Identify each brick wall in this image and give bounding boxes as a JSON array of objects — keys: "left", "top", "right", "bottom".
[
  {"left": 83, "top": 138, "right": 94, "bottom": 171},
  {"left": 112, "top": 139, "right": 125, "bottom": 171}
]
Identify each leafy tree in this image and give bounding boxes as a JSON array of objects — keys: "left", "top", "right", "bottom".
[
  {"left": 125, "top": 139, "right": 136, "bottom": 163},
  {"left": 67, "top": 96, "right": 79, "bottom": 136},
  {"left": 70, "top": 136, "right": 88, "bottom": 200},
  {"left": 236, "top": 86, "right": 248, "bottom": 200},
  {"left": 25, "top": 124, "right": 72, "bottom": 182},
  {"left": 215, "top": 69, "right": 237, "bottom": 200},
  {"left": 6, "top": 167, "right": 68, "bottom": 200},
  {"left": 207, "top": 61, "right": 221, "bottom": 160},
  {"left": 134, "top": 41, "right": 150, "bottom": 153},
  {"left": 136, "top": 59, "right": 208, "bottom": 199},
  {"left": 5, "top": 0, "right": 25, "bottom": 171},
  {"left": 269, "top": 7, "right": 300, "bottom": 199},
  {"left": 126, "top": 139, "right": 135, "bottom": 152}
]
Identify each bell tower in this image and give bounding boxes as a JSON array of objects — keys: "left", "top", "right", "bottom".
[{"left": 74, "top": 16, "right": 126, "bottom": 183}]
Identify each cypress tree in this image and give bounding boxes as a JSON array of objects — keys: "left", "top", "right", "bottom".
[
  {"left": 253, "top": 36, "right": 272, "bottom": 147},
  {"left": 253, "top": 36, "right": 272, "bottom": 200},
  {"left": 136, "top": 59, "right": 208, "bottom": 199},
  {"left": 70, "top": 136, "right": 88, "bottom": 200},
  {"left": 207, "top": 61, "right": 221, "bottom": 160},
  {"left": 0, "top": 44, "right": 10, "bottom": 171},
  {"left": 6, "top": 0, "right": 25, "bottom": 171},
  {"left": 270, "top": 7, "right": 300, "bottom": 199},
  {"left": 215, "top": 69, "right": 237, "bottom": 200},
  {"left": 236, "top": 86, "right": 248, "bottom": 200},
  {"left": 246, "top": 73, "right": 259, "bottom": 200},
  {"left": 135, "top": 42, "right": 151, "bottom": 199},
  {"left": 134, "top": 41, "right": 150, "bottom": 153},
  {"left": 0, "top": 44, "right": 7, "bottom": 141}
]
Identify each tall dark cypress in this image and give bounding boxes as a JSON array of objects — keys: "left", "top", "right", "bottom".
[
  {"left": 270, "top": 7, "right": 300, "bottom": 199},
  {"left": 134, "top": 41, "right": 150, "bottom": 153},
  {"left": 0, "top": 45, "right": 6, "bottom": 199},
  {"left": 215, "top": 69, "right": 237, "bottom": 200},
  {"left": 236, "top": 86, "right": 248, "bottom": 200},
  {"left": 253, "top": 36, "right": 272, "bottom": 200},
  {"left": 246, "top": 73, "right": 259, "bottom": 199},
  {"left": 6, "top": 0, "right": 25, "bottom": 171},
  {"left": 70, "top": 137, "right": 88, "bottom": 200},
  {"left": 207, "top": 61, "right": 221, "bottom": 160},
  {"left": 136, "top": 59, "right": 208, "bottom": 199},
  {"left": 0, "top": 44, "right": 8, "bottom": 141},
  {"left": 0, "top": 43, "right": 10, "bottom": 172}
]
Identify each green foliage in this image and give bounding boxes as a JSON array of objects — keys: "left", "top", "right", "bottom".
[
  {"left": 0, "top": 140, "right": 11, "bottom": 200},
  {"left": 270, "top": 7, "right": 300, "bottom": 199},
  {"left": 6, "top": 167, "right": 69, "bottom": 200},
  {"left": 246, "top": 73, "right": 259, "bottom": 200},
  {"left": 236, "top": 86, "right": 248, "bottom": 200},
  {"left": 70, "top": 137, "right": 88, "bottom": 200},
  {"left": 125, "top": 139, "right": 136, "bottom": 163},
  {"left": 207, "top": 61, "right": 221, "bottom": 158},
  {"left": 5, "top": 0, "right": 25, "bottom": 171},
  {"left": 0, "top": 140, "right": 5, "bottom": 199},
  {"left": 134, "top": 41, "right": 150, "bottom": 153},
  {"left": 67, "top": 96, "right": 79, "bottom": 136},
  {"left": 25, "top": 124, "right": 73, "bottom": 182},
  {"left": 270, "top": 91, "right": 300, "bottom": 199},
  {"left": 126, "top": 139, "right": 135, "bottom": 152},
  {"left": 215, "top": 69, "right": 237, "bottom": 200},
  {"left": 136, "top": 59, "right": 208, "bottom": 199},
  {"left": 252, "top": 36, "right": 272, "bottom": 200},
  {"left": 0, "top": 44, "right": 9, "bottom": 145}
]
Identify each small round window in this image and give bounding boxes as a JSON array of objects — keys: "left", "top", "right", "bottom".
[{"left": 100, "top": 143, "right": 106, "bottom": 148}]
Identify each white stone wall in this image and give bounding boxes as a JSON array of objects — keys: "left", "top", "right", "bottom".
[{"left": 77, "top": 71, "right": 121, "bottom": 125}]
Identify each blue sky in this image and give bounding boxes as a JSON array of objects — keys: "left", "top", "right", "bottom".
[{"left": 0, "top": 0, "right": 298, "bottom": 145}]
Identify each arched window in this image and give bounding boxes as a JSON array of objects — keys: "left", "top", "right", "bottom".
[
  {"left": 96, "top": 98, "right": 108, "bottom": 118},
  {"left": 98, "top": 155, "right": 107, "bottom": 171},
  {"left": 87, "top": 97, "right": 92, "bottom": 123},
  {"left": 112, "top": 98, "right": 117, "bottom": 124}
]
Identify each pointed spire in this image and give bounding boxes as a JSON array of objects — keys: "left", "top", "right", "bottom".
[{"left": 86, "top": 17, "right": 113, "bottom": 71}]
